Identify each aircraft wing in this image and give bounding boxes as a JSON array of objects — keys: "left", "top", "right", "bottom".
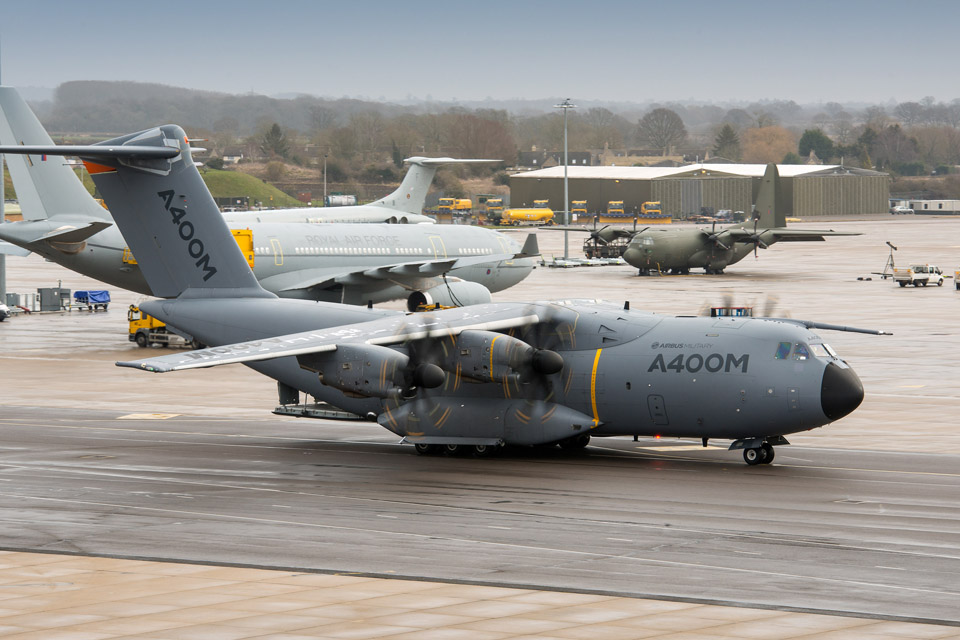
[
  {"left": 0, "top": 217, "right": 113, "bottom": 246},
  {"left": 724, "top": 227, "right": 860, "bottom": 243},
  {"left": 117, "top": 305, "right": 541, "bottom": 373},
  {"left": 261, "top": 234, "right": 539, "bottom": 293}
]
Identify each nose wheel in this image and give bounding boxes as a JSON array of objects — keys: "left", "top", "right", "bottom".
[{"left": 743, "top": 442, "right": 775, "bottom": 465}]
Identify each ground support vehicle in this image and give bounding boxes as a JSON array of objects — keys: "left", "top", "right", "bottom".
[
  {"left": 128, "top": 305, "right": 196, "bottom": 348},
  {"left": 500, "top": 208, "right": 554, "bottom": 226},
  {"left": 892, "top": 264, "right": 945, "bottom": 287},
  {"left": 73, "top": 290, "right": 110, "bottom": 311}
]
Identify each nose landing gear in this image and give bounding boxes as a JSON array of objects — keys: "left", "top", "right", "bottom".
[{"left": 731, "top": 436, "right": 787, "bottom": 465}]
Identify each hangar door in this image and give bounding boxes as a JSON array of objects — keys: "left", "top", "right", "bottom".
[{"left": 679, "top": 179, "right": 703, "bottom": 216}]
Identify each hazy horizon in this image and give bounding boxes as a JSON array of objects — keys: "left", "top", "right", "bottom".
[{"left": 3, "top": 0, "right": 957, "bottom": 105}]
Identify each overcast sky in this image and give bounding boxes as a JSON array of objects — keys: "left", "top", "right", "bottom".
[{"left": 3, "top": 0, "right": 955, "bottom": 105}]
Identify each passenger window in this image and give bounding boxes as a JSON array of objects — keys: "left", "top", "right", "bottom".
[
  {"left": 794, "top": 344, "right": 810, "bottom": 360},
  {"left": 775, "top": 342, "right": 791, "bottom": 359}
]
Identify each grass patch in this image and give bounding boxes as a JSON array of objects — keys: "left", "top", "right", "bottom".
[{"left": 200, "top": 168, "right": 304, "bottom": 208}]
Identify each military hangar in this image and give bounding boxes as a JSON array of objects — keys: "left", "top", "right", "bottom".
[{"left": 509, "top": 163, "right": 890, "bottom": 218}]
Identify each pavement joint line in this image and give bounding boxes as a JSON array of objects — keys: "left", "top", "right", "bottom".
[
  {"left": 3, "top": 491, "right": 960, "bottom": 600},
  {"left": 0, "top": 547, "right": 956, "bottom": 628}
]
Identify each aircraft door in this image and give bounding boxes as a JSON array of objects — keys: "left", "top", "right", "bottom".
[
  {"left": 428, "top": 235, "right": 447, "bottom": 259},
  {"left": 269, "top": 238, "right": 283, "bottom": 266},
  {"left": 495, "top": 236, "right": 514, "bottom": 265},
  {"left": 647, "top": 394, "right": 669, "bottom": 426}
]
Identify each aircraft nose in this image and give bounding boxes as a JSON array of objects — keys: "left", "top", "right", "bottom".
[
  {"left": 622, "top": 246, "right": 641, "bottom": 265},
  {"left": 820, "top": 362, "right": 864, "bottom": 421}
]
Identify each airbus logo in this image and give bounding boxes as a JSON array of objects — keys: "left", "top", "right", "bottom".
[{"left": 157, "top": 190, "right": 217, "bottom": 281}]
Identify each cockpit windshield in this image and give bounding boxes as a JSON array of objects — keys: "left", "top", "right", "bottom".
[{"left": 775, "top": 342, "right": 837, "bottom": 360}]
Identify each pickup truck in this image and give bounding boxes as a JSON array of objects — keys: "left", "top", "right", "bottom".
[{"left": 892, "top": 264, "right": 945, "bottom": 287}]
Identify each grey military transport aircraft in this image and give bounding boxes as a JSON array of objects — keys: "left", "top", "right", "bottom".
[
  {"left": 586, "top": 164, "right": 860, "bottom": 275},
  {"left": 0, "top": 86, "right": 532, "bottom": 308},
  {"left": 0, "top": 124, "right": 886, "bottom": 465}
]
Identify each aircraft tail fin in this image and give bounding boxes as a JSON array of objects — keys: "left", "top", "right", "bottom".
[
  {"left": 0, "top": 125, "right": 273, "bottom": 299},
  {"left": 370, "top": 157, "right": 500, "bottom": 214},
  {"left": 753, "top": 163, "right": 785, "bottom": 229},
  {"left": 0, "top": 86, "right": 111, "bottom": 222}
]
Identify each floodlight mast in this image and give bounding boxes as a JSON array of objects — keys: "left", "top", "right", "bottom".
[{"left": 554, "top": 98, "right": 576, "bottom": 259}]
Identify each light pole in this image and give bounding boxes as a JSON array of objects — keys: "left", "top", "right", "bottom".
[
  {"left": 554, "top": 98, "right": 576, "bottom": 259},
  {"left": 322, "top": 153, "right": 328, "bottom": 205}
]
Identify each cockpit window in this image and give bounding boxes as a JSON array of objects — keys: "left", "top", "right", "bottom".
[
  {"left": 810, "top": 344, "right": 830, "bottom": 358},
  {"left": 823, "top": 343, "right": 838, "bottom": 357},
  {"left": 775, "top": 342, "right": 791, "bottom": 359},
  {"left": 794, "top": 343, "right": 810, "bottom": 360}
]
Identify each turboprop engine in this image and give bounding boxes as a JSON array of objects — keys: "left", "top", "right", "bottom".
[
  {"left": 406, "top": 280, "right": 492, "bottom": 311},
  {"left": 296, "top": 344, "right": 444, "bottom": 399}
]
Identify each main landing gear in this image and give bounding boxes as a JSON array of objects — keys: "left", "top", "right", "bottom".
[{"left": 413, "top": 442, "right": 503, "bottom": 457}]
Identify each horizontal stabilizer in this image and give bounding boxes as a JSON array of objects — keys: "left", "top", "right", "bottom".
[
  {"left": 0, "top": 144, "right": 180, "bottom": 160},
  {"left": 404, "top": 156, "right": 501, "bottom": 166},
  {"left": 40, "top": 220, "right": 114, "bottom": 243}
]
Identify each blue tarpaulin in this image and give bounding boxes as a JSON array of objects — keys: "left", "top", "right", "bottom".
[{"left": 73, "top": 290, "right": 111, "bottom": 303}]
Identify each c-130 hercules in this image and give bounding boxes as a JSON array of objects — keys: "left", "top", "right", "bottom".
[
  {"left": 580, "top": 164, "right": 861, "bottom": 275},
  {"left": 0, "top": 125, "right": 886, "bottom": 465}
]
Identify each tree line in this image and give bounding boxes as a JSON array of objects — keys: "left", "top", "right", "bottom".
[{"left": 33, "top": 82, "right": 960, "bottom": 186}]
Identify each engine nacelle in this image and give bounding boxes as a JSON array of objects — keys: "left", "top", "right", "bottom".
[
  {"left": 297, "top": 343, "right": 443, "bottom": 399},
  {"left": 407, "top": 280, "right": 492, "bottom": 311},
  {"left": 444, "top": 330, "right": 563, "bottom": 383}
]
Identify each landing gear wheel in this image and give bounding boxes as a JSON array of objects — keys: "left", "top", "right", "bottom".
[
  {"left": 559, "top": 434, "right": 591, "bottom": 450},
  {"left": 443, "top": 444, "right": 462, "bottom": 456},
  {"left": 743, "top": 447, "right": 764, "bottom": 465},
  {"left": 135, "top": 332, "right": 148, "bottom": 348},
  {"left": 472, "top": 444, "right": 499, "bottom": 458},
  {"left": 414, "top": 443, "right": 441, "bottom": 455},
  {"left": 760, "top": 442, "right": 775, "bottom": 464}
]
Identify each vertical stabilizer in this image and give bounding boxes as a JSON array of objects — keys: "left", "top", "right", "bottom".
[
  {"left": 0, "top": 86, "right": 110, "bottom": 222},
  {"left": 369, "top": 157, "right": 499, "bottom": 214},
  {"left": 85, "top": 126, "right": 273, "bottom": 298},
  {"left": 754, "top": 163, "right": 785, "bottom": 228}
]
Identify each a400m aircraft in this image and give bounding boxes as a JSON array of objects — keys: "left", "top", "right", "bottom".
[
  {"left": 0, "top": 124, "right": 885, "bottom": 465},
  {"left": 0, "top": 87, "right": 532, "bottom": 308}
]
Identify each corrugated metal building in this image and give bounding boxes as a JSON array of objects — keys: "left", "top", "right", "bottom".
[{"left": 509, "top": 164, "right": 889, "bottom": 218}]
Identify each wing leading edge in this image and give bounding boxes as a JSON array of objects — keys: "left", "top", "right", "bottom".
[{"left": 117, "top": 305, "right": 541, "bottom": 373}]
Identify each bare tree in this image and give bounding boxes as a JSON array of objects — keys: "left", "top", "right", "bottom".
[
  {"left": 635, "top": 108, "right": 687, "bottom": 152},
  {"left": 832, "top": 112, "right": 854, "bottom": 145},
  {"left": 894, "top": 102, "right": 924, "bottom": 126}
]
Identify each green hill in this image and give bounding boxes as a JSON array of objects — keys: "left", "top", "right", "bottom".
[
  {"left": 201, "top": 168, "right": 304, "bottom": 208},
  {"left": 3, "top": 166, "right": 304, "bottom": 210}
]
